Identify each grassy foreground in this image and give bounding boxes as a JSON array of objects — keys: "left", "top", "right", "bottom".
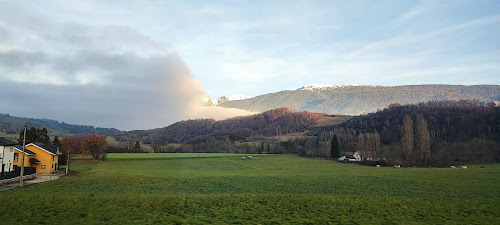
[
  {"left": 72, "top": 153, "right": 256, "bottom": 160},
  {"left": 1, "top": 154, "right": 499, "bottom": 224}
]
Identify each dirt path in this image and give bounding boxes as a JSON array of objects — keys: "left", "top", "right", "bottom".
[{"left": 0, "top": 170, "right": 66, "bottom": 191}]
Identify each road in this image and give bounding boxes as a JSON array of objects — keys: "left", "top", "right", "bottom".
[{"left": 0, "top": 170, "right": 65, "bottom": 191}]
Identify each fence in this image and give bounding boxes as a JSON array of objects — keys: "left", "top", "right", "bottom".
[{"left": 0, "top": 166, "right": 36, "bottom": 180}]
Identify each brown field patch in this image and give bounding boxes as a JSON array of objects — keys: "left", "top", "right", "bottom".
[{"left": 312, "top": 116, "right": 352, "bottom": 127}]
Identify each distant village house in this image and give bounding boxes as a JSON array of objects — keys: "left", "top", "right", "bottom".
[
  {"left": 0, "top": 138, "right": 16, "bottom": 173},
  {"left": 338, "top": 151, "right": 362, "bottom": 162}
]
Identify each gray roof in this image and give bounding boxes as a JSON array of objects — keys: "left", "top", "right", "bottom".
[
  {"left": 33, "top": 142, "right": 59, "bottom": 155},
  {"left": 29, "top": 158, "right": 41, "bottom": 164},
  {"left": 0, "top": 138, "right": 16, "bottom": 146},
  {"left": 14, "top": 145, "right": 36, "bottom": 155}
]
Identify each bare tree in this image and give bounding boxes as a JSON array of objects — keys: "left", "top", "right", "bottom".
[
  {"left": 401, "top": 114, "right": 414, "bottom": 162},
  {"left": 60, "top": 137, "right": 84, "bottom": 174},
  {"left": 82, "top": 135, "right": 109, "bottom": 160},
  {"left": 415, "top": 113, "right": 431, "bottom": 165}
]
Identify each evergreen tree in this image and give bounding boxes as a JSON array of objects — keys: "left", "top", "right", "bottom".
[
  {"left": 258, "top": 143, "right": 264, "bottom": 154},
  {"left": 53, "top": 136, "right": 61, "bottom": 147},
  {"left": 18, "top": 127, "right": 51, "bottom": 145},
  {"left": 330, "top": 135, "right": 340, "bottom": 158}
]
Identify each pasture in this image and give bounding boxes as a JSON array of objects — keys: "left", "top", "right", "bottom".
[{"left": 1, "top": 154, "right": 499, "bottom": 224}]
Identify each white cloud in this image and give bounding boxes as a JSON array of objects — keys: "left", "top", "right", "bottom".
[
  {"left": 389, "top": 64, "right": 500, "bottom": 79},
  {"left": 316, "top": 24, "right": 343, "bottom": 31},
  {"left": 346, "top": 14, "right": 500, "bottom": 59},
  {"left": 0, "top": 3, "right": 255, "bottom": 130},
  {"left": 394, "top": 2, "right": 427, "bottom": 24}
]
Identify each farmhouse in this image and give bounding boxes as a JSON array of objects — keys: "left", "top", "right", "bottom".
[
  {"left": 338, "top": 151, "right": 362, "bottom": 162},
  {"left": 13, "top": 145, "right": 37, "bottom": 168},
  {"left": 13, "top": 142, "right": 61, "bottom": 173},
  {"left": 0, "top": 138, "right": 16, "bottom": 173},
  {"left": 357, "top": 151, "right": 385, "bottom": 161}
]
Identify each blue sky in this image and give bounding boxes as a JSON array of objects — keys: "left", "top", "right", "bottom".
[
  {"left": 3, "top": 0, "right": 500, "bottom": 97},
  {"left": 0, "top": 0, "right": 499, "bottom": 129}
]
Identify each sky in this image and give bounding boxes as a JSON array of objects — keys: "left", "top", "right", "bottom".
[{"left": 0, "top": 0, "right": 499, "bottom": 130}]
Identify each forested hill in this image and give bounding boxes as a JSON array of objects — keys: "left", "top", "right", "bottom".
[
  {"left": 317, "top": 100, "right": 500, "bottom": 166},
  {"left": 0, "top": 113, "right": 123, "bottom": 138},
  {"left": 219, "top": 85, "right": 500, "bottom": 115},
  {"left": 121, "top": 108, "right": 327, "bottom": 146}
]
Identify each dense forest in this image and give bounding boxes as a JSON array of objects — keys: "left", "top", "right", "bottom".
[
  {"left": 314, "top": 100, "right": 500, "bottom": 166},
  {"left": 117, "top": 108, "right": 325, "bottom": 152}
]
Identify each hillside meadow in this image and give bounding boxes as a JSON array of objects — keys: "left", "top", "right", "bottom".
[{"left": 1, "top": 154, "right": 499, "bottom": 224}]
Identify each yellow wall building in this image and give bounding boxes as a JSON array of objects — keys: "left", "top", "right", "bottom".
[{"left": 13, "top": 143, "right": 60, "bottom": 174}]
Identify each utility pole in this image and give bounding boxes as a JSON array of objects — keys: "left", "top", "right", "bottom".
[
  {"left": 65, "top": 143, "right": 70, "bottom": 175},
  {"left": 20, "top": 123, "right": 27, "bottom": 187}
]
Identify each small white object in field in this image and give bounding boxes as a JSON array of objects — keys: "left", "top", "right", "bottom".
[
  {"left": 462, "top": 166, "right": 468, "bottom": 169},
  {"left": 376, "top": 165, "right": 380, "bottom": 168},
  {"left": 451, "top": 166, "right": 456, "bottom": 169}
]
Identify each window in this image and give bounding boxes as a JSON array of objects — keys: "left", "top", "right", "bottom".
[
  {"left": 52, "top": 155, "right": 54, "bottom": 161},
  {"left": 52, "top": 164, "right": 54, "bottom": 168},
  {"left": 14, "top": 153, "right": 19, "bottom": 162},
  {"left": 41, "top": 165, "right": 46, "bottom": 169}
]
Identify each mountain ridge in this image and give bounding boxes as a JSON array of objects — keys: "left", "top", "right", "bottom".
[
  {"left": 0, "top": 113, "right": 122, "bottom": 139},
  {"left": 219, "top": 84, "right": 500, "bottom": 115}
]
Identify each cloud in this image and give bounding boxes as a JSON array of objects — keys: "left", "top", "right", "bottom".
[
  {"left": 432, "top": 15, "right": 500, "bottom": 36},
  {"left": 315, "top": 24, "right": 343, "bottom": 31},
  {"left": 187, "top": 105, "right": 256, "bottom": 121},
  {"left": 0, "top": 4, "right": 254, "bottom": 130},
  {"left": 394, "top": 2, "right": 427, "bottom": 25},
  {"left": 0, "top": 48, "right": 255, "bottom": 130},
  {"left": 349, "top": 14, "right": 500, "bottom": 58},
  {"left": 388, "top": 64, "right": 500, "bottom": 79}
]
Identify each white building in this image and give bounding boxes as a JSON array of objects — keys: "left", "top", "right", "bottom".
[
  {"left": 337, "top": 152, "right": 362, "bottom": 162},
  {"left": 352, "top": 152, "right": 362, "bottom": 161},
  {"left": 0, "top": 138, "right": 17, "bottom": 173}
]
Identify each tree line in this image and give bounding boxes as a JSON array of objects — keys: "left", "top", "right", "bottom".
[
  {"left": 116, "top": 107, "right": 324, "bottom": 147},
  {"left": 315, "top": 100, "right": 499, "bottom": 166},
  {"left": 143, "top": 100, "right": 499, "bottom": 167}
]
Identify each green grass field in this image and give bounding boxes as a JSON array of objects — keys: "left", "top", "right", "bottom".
[
  {"left": 0, "top": 131, "right": 18, "bottom": 141},
  {"left": 72, "top": 153, "right": 257, "bottom": 160},
  {"left": 1, "top": 154, "right": 499, "bottom": 224},
  {"left": 106, "top": 153, "right": 257, "bottom": 159}
]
